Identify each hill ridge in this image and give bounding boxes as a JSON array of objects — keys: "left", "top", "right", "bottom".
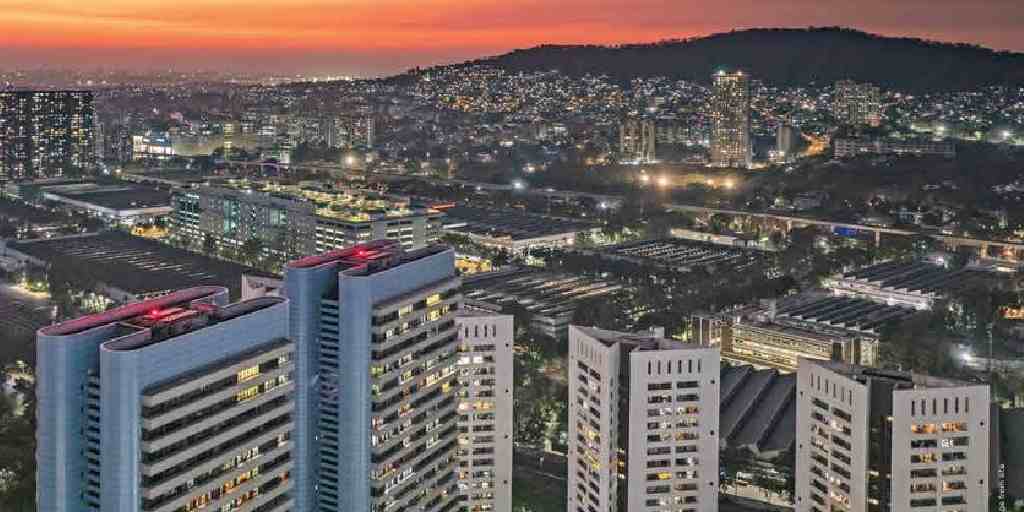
[{"left": 445, "top": 27, "right": 1024, "bottom": 92}]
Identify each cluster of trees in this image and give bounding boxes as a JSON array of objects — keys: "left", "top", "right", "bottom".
[
  {"left": 510, "top": 306, "right": 568, "bottom": 451},
  {"left": 0, "top": 379, "right": 34, "bottom": 510}
]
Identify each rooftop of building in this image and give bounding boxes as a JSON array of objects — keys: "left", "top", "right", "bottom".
[
  {"left": 198, "top": 180, "right": 438, "bottom": 222},
  {"left": 463, "top": 268, "right": 622, "bottom": 319},
  {"left": 807, "top": 359, "right": 975, "bottom": 389},
  {"left": 605, "top": 238, "right": 765, "bottom": 271},
  {"left": 39, "top": 286, "right": 225, "bottom": 337},
  {"left": 572, "top": 325, "right": 704, "bottom": 353},
  {"left": 12, "top": 232, "right": 267, "bottom": 298},
  {"left": 769, "top": 294, "right": 919, "bottom": 335},
  {"left": 288, "top": 240, "right": 452, "bottom": 280},
  {"left": 103, "top": 296, "right": 285, "bottom": 352},
  {"left": 719, "top": 364, "right": 796, "bottom": 456},
  {"left": 833, "top": 260, "right": 968, "bottom": 295},
  {"left": 43, "top": 184, "right": 171, "bottom": 211},
  {"left": 442, "top": 205, "right": 597, "bottom": 241}
]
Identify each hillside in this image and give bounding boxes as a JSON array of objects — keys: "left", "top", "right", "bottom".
[{"left": 468, "top": 27, "right": 1024, "bottom": 92}]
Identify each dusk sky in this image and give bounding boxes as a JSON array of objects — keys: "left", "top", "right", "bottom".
[{"left": 3, "top": 0, "right": 1023, "bottom": 76}]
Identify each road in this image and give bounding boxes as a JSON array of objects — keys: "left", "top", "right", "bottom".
[{"left": 0, "top": 282, "right": 53, "bottom": 360}]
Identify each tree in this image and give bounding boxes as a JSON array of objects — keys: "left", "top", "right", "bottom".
[
  {"left": 202, "top": 233, "right": 218, "bottom": 257},
  {"left": 240, "top": 237, "right": 264, "bottom": 267}
]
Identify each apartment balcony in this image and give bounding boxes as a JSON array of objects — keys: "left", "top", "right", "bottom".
[
  {"left": 142, "top": 427, "right": 291, "bottom": 501},
  {"left": 142, "top": 366, "right": 293, "bottom": 437},
  {"left": 142, "top": 405, "right": 293, "bottom": 477}
]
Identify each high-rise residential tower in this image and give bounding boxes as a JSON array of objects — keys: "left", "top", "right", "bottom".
[
  {"left": 36, "top": 287, "right": 295, "bottom": 512},
  {"left": 709, "top": 71, "right": 751, "bottom": 169},
  {"left": 620, "top": 118, "right": 657, "bottom": 164},
  {"left": 566, "top": 325, "right": 721, "bottom": 512},
  {"left": 285, "top": 240, "right": 463, "bottom": 512},
  {"left": 795, "top": 359, "right": 990, "bottom": 512},
  {"left": 0, "top": 90, "right": 96, "bottom": 181},
  {"left": 833, "top": 80, "right": 882, "bottom": 128},
  {"left": 456, "top": 306, "right": 514, "bottom": 512}
]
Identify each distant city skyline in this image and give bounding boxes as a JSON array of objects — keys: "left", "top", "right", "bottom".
[{"left": 2, "top": 0, "right": 1023, "bottom": 76}]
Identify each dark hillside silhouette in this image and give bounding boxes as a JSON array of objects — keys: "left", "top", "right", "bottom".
[{"left": 456, "top": 27, "right": 1024, "bottom": 92}]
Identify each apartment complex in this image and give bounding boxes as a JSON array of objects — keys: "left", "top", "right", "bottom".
[
  {"left": 709, "top": 71, "right": 751, "bottom": 169},
  {"left": 285, "top": 240, "right": 463, "bottom": 512},
  {"left": 456, "top": 308, "right": 515, "bottom": 512},
  {"left": 796, "top": 359, "right": 990, "bottom": 512},
  {"left": 620, "top": 118, "right": 657, "bottom": 164},
  {"left": 567, "top": 326, "right": 720, "bottom": 512},
  {"left": 36, "top": 287, "right": 295, "bottom": 512},
  {"left": 172, "top": 182, "right": 443, "bottom": 262},
  {"left": 833, "top": 80, "right": 882, "bottom": 127},
  {"left": 0, "top": 90, "right": 96, "bottom": 181}
]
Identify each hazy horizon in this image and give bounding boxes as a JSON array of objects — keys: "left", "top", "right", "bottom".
[{"left": 3, "top": 0, "right": 1023, "bottom": 77}]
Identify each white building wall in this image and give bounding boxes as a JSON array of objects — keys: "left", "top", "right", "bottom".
[
  {"left": 796, "top": 360, "right": 871, "bottom": 512},
  {"left": 567, "top": 327, "right": 621, "bottom": 512},
  {"left": 456, "top": 313, "right": 515, "bottom": 512},
  {"left": 890, "top": 386, "right": 990, "bottom": 512},
  {"left": 626, "top": 347, "right": 720, "bottom": 512}
]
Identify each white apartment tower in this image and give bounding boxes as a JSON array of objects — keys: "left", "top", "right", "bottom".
[
  {"left": 456, "top": 308, "right": 514, "bottom": 512},
  {"left": 796, "top": 359, "right": 990, "bottom": 512},
  {"left": 567, "top": 326, "right": 720, "bottom": 512}
]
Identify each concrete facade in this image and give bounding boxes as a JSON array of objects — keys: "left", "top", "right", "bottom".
[
  {"left": 567, "top": 326, "right": 720, "bottom": 512},
  {"left": 796, "top": 359, "right": 990, "bottom": 512},
  {"left": 37, "top": 286, "right": 295, "bottom": 512},
  {"left": 285, "top": 241, "right": 463, "bottom": 512},
  {"left": 456, "top": 309, "right": 514, "bottom": 512}
]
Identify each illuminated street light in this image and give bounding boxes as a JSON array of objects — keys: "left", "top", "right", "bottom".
[
  {"left": 657, "top": 176, "right": 669, "bottom": 188},
  {"left": 724, "top": 179, "right": 735, "bottom": 190},
  {"left": 512, "top": 180, "right": 526, "bottom": 190},
  {"left": 639, "top": 174, "right": 650, "bottom": 184}
]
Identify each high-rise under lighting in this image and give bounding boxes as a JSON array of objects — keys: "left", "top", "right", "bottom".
[
  {"left": 709, "top": 71, "right": 752, "bottom": 169},
  {"left": 0, "top": 90, "right": 96, "bottom": 181},
  {"left": 36, "top": 287, "right": 295, "bottom": 512},
  {"left": 285, "top": 240, "right": 463, "bottom": 512}
]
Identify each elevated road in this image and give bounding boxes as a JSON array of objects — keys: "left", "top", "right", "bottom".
[{"left": 667, "top": 203, "right": 1024, "bottom": 263}]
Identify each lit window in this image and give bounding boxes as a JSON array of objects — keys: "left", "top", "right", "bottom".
[
  {"left": 237, "top": 365, "right": 260, "bottom": 383},
  {"left": 236, "top": 386, "right": 260, "bottom": 403}
]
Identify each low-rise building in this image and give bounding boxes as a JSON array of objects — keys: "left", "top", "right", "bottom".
[
  {"left": 695, "top": 294, "right": 919, "bottom": 372},
  {"left": 823, "top": 260, "right": 969, "bottom": 310},
  {"left": 171, "top": 181, "right": 443, "bottom": 264},
  {"left": 463, "top": 269, "right": 623, "bottom": 338},
  {"left": 40, "top": 183, "right": 172, "bottom": 227},
  {"left": 442, "top": 205, "right": 599, "bottom": 255}
]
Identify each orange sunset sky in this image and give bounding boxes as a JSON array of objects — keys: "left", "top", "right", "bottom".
[{"left": 2, "top": 0, "right": 1022, "bottom": 75}]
